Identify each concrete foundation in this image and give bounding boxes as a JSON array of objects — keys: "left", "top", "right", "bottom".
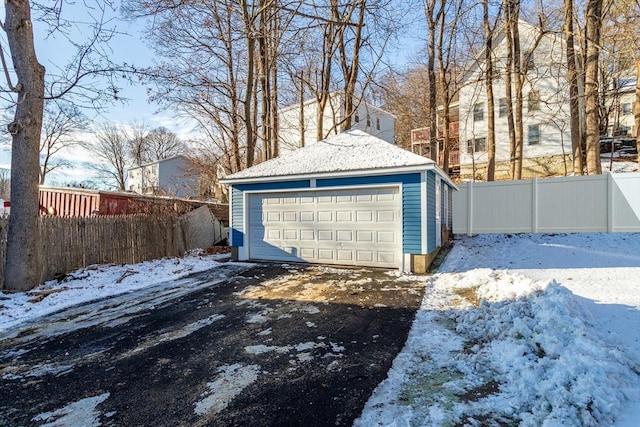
[{"left": 460, "top": 154, "right": 574, "bottom": 181}]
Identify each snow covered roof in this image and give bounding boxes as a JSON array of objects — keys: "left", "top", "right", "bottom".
[{"left": 223, "top": 130, "right": 437, "bottom": 183}]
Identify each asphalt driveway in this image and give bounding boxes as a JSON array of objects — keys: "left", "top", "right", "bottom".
[{"left": 0, "top": 262, "right": 426, "bottom": 426}]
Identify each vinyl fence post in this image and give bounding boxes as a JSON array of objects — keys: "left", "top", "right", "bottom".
[
  {"left": 531, "top": 177, "right": 538, "bottom": 233},
  {"left": 467, "top": 181, "right": 473, "bottom": 236},
  {"left": 607, "top": 173, "right": 614, "bottom": 232}
]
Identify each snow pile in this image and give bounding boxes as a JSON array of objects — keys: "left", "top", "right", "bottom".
[
  {"left": 0, "top": 251, "right": 232, "bottom": 333},
  {"left": 448, "top": 271, "right": 638, "bottom": 425},
  {"left": 358, "top": 234, "right": 640, "bottom": 427}
]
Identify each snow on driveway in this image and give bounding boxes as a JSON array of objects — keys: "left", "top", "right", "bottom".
[{"left": 358, "top": 233, "right": 640, "bottom": 426}]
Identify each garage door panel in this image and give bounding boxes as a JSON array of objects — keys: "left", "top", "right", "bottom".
[
  {"left": 356, "top": 251, "right": 374, "bottom": 263},
  {"left": 300, "top": 230, "right": 315, "bottom": 240},
  {"left": 300, "top": 211, "right": 314, "bottom": 222},
  {"left": 318, "top": 211, "right": 333, "bottom": 221},
  {"left": 248, "top": 187, "right": 401, "bottom": 268},
  {"left": 336, "top": 211, "right": 353, "bottom": 222},
  {"left": 336, "top": 230, "right": 353, "bottom": 242}
]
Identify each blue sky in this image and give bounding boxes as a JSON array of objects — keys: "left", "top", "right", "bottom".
[{"left": 0, "top": 2, "right": 198, "bottom": 186}]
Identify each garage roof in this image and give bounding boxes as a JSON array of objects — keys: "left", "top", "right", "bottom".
[{"left": 223, "top": 130, "right": 438, "bottom": 183}]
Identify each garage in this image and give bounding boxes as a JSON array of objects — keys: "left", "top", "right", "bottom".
[
  {"left": 248, "top": 187, "right": 401, "bottom": 268},
  {"left": 221, "top": 130, "right": 457, "bottom": 273}
]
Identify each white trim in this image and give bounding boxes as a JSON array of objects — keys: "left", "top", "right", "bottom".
[
  {"left": 310, "top": 178, "right": 317, "bottom": 188},
  {"left": 238, "top": 191, "right": 249, "bottom": 261},
  {"left": 403, "top": 253, "right": 412, "bottom": 273},
  {"left": 221, "top": 163, "right": 458, "bottom": 189},
  {"left": 420, "top": 171, "right": 428, "bottom": 253},
  {"left": 228, "top": 186, "right": 234, "bottom": 246},
  {"left": 242, "top": 182, "right": 399, "bottom": 196}
]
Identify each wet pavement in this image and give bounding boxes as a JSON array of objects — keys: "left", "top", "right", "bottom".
[{"left": 0, "top": 262, "right": 426, "bottom": 426}]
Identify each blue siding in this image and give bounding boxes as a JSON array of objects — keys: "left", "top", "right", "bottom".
[
  {"left": 230, "top": 187, "right": 244, "bottom": 246},
  {"left": 317, "top": 174, "right": 423, "bottom": 254},
  {"left": 230, "top": 180, "right": 311, "bottom": 247},
  {"left": 426, "top": 171, "right": 437, "bottom": 253}
]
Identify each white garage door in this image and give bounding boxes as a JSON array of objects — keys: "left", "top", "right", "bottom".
[{"left": 248, "top": 187, "right": 401, "bottom": 268}]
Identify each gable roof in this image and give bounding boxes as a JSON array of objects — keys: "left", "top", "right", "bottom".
[{"left": 221, "top": 130, "right": 455, "bottom": 186}]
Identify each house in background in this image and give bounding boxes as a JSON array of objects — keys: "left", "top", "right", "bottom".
[
  {"left": 221, "top": 130, "right": 456, "bottom": 273},
  {"left": 457, "top": 20, "right": 572, "bottom": 180},
  {"left": 278, "top": 92, "right": 395, "bottom": 156},
  {"left": 606, "top": 76, "right": 637, "bottom": 138},
  {"left": 127, "top": 155, "right": 199, "bottom": 199}
]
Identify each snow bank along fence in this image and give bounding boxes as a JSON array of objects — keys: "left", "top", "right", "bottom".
[
  {"left": 453, "top": 173, "right": 640, "bottom": 235},
  {"left": 0, "top": 206, "right": 227, "bottom": 287}
]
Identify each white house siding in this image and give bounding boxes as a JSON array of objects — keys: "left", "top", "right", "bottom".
[
  {"left": 458, "top": 22, "right": 571, "bottom": 168},
  {"left": 278, "top": 93, "right": 395, "bottom": 156},
  {"left": 128, "top": 156, "right": 198, "bottom": 198}
]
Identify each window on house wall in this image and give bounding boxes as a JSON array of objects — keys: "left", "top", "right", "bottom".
[
  {"left": 467, "top": 137, "right": 487, "bottom": 153},
  {"left": 376, "top": 117, "right": 380, "bottom": 130},
  {"left": 525, "top": 51, "right": 535, "bottom": 70},
  {"left": 366, "top": 115, "right": 371, "bottom": 127},
  {"left": 473, "top": 103, "right": 484, "bottom": 121},
  {"left": 528, "top": 90, "right": 540, "bottom": 111},
  {"left": 622, "top": 103, "right": 633, "bottom": 116},
  {"left": 498, "top": 98, "right": 507, "bottom": 117},
  {"left": 355, "top": 112, "right": 360, "bottom": 123},
  {"left": 528, "top": 124, "right": 540, "bottom": 145}
]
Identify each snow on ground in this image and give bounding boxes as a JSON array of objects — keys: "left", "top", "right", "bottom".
[
  {"left": 3, "top": 234, "right": 640, "bottom": 426},
  {"left": 0, "top": 251, "right": 232, "bottom": 334},
  {"left": 358, "top": 233, "right": 640, "bottom": 426}
]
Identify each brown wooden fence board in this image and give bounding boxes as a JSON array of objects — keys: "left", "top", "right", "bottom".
[{"left": 0, "top": 212, "right": 214, "bottom": 287}]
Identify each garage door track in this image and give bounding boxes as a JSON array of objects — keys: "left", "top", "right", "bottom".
[{"left": 0, "top": 263, "right": 425, "bottom": 426}]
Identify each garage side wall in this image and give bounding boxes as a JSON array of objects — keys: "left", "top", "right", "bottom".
[{"left": 427, "top": 171, "right": 437, "bottom": 253}]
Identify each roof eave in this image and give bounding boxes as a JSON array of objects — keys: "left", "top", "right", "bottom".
[{"left": 221, "top": 163, "right": 457, "bottom": 189}]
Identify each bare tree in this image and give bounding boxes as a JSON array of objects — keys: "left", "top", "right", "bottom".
[
  {"left": 583, "top": 0, "right": 604, "bottom": 174},
  {"left": 1, "top": 2, "right": 134, "bottom": 290},
  {"left": 564, "top": 0, "right": 584, "bottom": 174},
  {"left": 145, "top": 127, "right": 184, "bottom": 161},
  {"left": 482, "top": 0, "right": 499, "bottom": 181},
  {"left": 85, "top": 123, "right": 129, "bottom": 190},
  {"left": 637, "top": 60, "right": 640, "bottom": 169},
  {"left": 40, "top": 101, "right": 88, "bottom": 184},
  {"left": 424, "top": 0, "right": 444, "bottom": 162}
]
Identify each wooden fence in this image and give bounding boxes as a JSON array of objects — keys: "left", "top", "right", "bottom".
[
  {"left": 453, "top": 173, "right": 640, "bottom": 235},
  {"left": 0, "top": 213, "right": 223, "bottom": 287}
]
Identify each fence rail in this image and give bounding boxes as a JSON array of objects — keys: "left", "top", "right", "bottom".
[
  {"left": 453, "top": 173, "right": 640, "bottom": 235},
  {"left": 1, "top": 210, "right": 227, "bottom": 288}
]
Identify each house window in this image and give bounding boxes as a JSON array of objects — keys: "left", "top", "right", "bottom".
[
  {"left": 355, "top": 112, "right": 360, "bottom": 123},
  {"left": 366, "top": 115, "right": 371, "bottom": 127},
  {"left": 498, "top": 98, "right": 507, "bottom": 117},
  {"left": 376, "top": 117, "right": 380, "bottom": 130},
  {"left": 528, "top": 90, "right": 540, "bottom": 111},
  {"left": 528, "top": 124, "right": 540, "bottom": 145},
  {"left": 473, "top": 103, "right": 484, "bottom": 122},
  {"left": 525, "top": 51, "right": 535, "bottom": 70},
  {"left": 622, "top": 103, "right": 633, "bottom": 116},
  {"left": 467, "top": 137, "right": 487, "bottom": 153}
]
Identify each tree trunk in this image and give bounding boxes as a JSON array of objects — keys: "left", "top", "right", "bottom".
[
  {"left": 484, "top": 0, "right": 496, "bottom": 181},
  {"left": 584, "top": 0, "right": 603, "bottom": 174},
  {"left": 512, "top": 9, "right": 524, "bottom": 180},
  {"left": 425, "top": 0, "right": 439, "bottom": 162},
  {"left": 504, "top": 2, "right": 516, "bottom": 178},
  {"left": 633, "top": 59, "right": 640, "bottom": 168},
  {"left": 564, "top": 0, "right": 584, "bottom": 174},
  {"left": 4, "top": 0, "right": 46, "bottom": 290},
  {"left": 241, "top": 0, "right": 256, "bottom": 168}
]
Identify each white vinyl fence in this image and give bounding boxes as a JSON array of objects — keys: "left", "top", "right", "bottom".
[{"left": 453, "top": 173, "right": 640, "bottom": 235}]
